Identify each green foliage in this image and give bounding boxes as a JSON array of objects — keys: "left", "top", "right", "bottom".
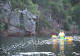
[
  {"left": 37, "top": 13, "right": 52, "bottom": 30},
  {"left": 71, "top": 3, "right": 80, "bottom": 31},
  {"left": 35, "top": 0, "right": 73, "bottom": 32},
  {"left": 72, "top": 3, "right": 80, "bottom": 26},
  {"left": 0, "top": 23, "right": 5, "bottom": 32},
  {"left": 10, "top": 0, "right": 38, "bottom": 15},
  {"left": 77, "top": 26, "right": 80, "bottom": 31},
  {"left": 63, "top": 22, "right": 70, "bottom": 31},
  {"left": 40, "top": 19, "right": 51, "bottom": 28}
]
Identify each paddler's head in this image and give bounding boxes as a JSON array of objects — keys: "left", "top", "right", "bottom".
[{"left": 60, "top": 30, "right": 64, "bottom": 33}]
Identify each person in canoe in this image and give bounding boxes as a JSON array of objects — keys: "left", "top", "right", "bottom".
[{"left": 58, "top": 30, "right": 65, "bottom": 40}]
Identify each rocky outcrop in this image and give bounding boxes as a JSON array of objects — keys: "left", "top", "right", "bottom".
[
  {"left": 0, "top": 0, "right": 37, "bottom": 36},
  {"left": 0, "top": 0, "right": 11, "bottom": 21},
  {"left": 8, "top": 9, "right": 36, "bottom": 36}
]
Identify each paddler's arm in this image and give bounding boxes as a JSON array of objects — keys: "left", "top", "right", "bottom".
[{"left": 57, "top": 33, "right": 60, "bottom": 39}]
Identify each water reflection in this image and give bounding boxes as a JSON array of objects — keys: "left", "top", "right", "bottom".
[
  {"left": 52, "top": 39, "right": 58, "bottom": 54},
  {"left": 52, "top": 38, "right": 73, "bottom": 56},
  {"left": 59, "top": 39, "right": 65, "bottom": 56},
  {"left": 1, "top": 36, "right": 80, "bottom": 56}
]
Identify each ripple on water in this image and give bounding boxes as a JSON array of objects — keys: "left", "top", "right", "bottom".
[{"left": 0, "top": 36, "right": 80, "bottom": 56}]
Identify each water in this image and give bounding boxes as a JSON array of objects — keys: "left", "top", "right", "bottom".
[{"left": 0, "top": 36, "right": 80, "bottom": 56}]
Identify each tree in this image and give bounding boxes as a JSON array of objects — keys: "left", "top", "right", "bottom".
[
  {"left": 9, "top": 0, "right": 38, "bottom": 15},
  {"left": 72, "top": 3, "right": 80, "bottom": 31}
]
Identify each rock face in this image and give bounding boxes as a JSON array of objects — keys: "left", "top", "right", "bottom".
[
  {"left": 0, "top": 0, "right": 37, "bottom": 36},
  {"left": 8, "top": 9, "right": 36, "bottom": 36},
  {"left": 0, "top": 0, "right": 11, "bottom": 21}
]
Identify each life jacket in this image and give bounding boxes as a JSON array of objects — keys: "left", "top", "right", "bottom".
[
  {"left": 59, "top": 32, "right": 65, "bottom": 39},
  {"left": 59, "top": 32, "right": 65, "bottom": 37}
]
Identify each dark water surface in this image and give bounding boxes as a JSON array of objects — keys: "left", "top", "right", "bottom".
[{"left": 0, "top": 36, "right": 80, "bottom": 56}]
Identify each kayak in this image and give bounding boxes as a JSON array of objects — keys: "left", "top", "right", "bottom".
[{"left": 51, "top": 35, "right": 72, "bottom": 44}]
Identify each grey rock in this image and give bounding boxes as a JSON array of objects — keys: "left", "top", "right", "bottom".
[
  {"left": 9, "top": 9, "right": 36, "bottom": 35},
  {"left": 0, "top": 1, "right": 37, "bottom": 36}
]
